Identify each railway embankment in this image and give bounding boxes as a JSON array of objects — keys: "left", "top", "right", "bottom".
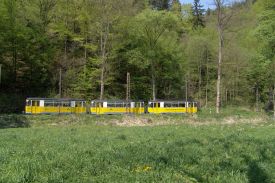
[{"left": 0, "top": 107, "right": 273, "bottom": 129}]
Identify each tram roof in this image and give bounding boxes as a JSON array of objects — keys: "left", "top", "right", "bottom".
[
  {"left": 91, "top": 99, "right": 144, "bottom": 103},
  {"left": 26, "top": 98, "right": 85, "bottom": 101},
  {"left": 148, "top": 100, "right": 197, "bottom": 103}
]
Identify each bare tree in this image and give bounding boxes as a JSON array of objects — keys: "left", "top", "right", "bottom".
[
  {"left": 96, "top": 0, "right": 129, "bottom": 100},
  {"left": 213, "top": 0, "right": 233, "bottom": 113}
]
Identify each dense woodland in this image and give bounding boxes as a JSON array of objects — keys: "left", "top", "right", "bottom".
[{"left": 0, "top": 0, "right": 274, "bottom": 114}]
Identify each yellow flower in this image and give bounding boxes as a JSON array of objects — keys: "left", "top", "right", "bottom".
[
  {"left": 143, "top": 166, "right": 152, "bottom": 171},
  {"left": 134, "top": 165, "right": 152, "bottom": 172}
]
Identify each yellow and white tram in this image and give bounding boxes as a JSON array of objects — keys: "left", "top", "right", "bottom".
[
  {"left": 90, "top": 100, "right": 145, "bottom": 114},
  {"left": 25, "top": 98, "right": 86, "bottom": 114},
  {"left": 25, "top": 98, "right": 198, "bottom": 115},
  {"left": 147, "top": 100, "right": 197, "bottom": 114}
]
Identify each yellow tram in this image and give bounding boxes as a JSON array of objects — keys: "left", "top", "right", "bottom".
[
  {"left": 147, "top": 100, "right": 197, "bottom": 114},
  {"left": 25, "top": 98, "right": 86, "bottom": 114},
  {"left": 90, "top": 100, "right": 145, "bottom": 114},
  {"left": 25, "top": 98, "right": 198, "bottom": 115}
]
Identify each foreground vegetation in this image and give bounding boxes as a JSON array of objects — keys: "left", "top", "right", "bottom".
[{"left": 0, "top": 109, "right": 274, "bottom": 182}]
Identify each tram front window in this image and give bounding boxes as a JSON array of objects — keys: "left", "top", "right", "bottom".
[
  {"left": 26, "top": 100, "right": 31, "bottom": 106},
  {"left": 33, "top": 100, "right": 40, "bottom": 106}
]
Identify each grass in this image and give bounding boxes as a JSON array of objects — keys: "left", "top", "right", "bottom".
[{"left": 0, "top": 108, "right": 274, "bottom": 182}]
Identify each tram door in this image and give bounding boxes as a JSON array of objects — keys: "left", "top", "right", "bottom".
[
  {"left": 96, "top": 102, "right": 103, "bottom": 114},
  {"left": 71, "top": 101, "right": 76, "bottom": 113},
  {"left": 153, "top": 102, "right": 160, "bottom": 113},
  {"left": 31, "top": 100, "right": 39, "bottom": 114},
  {"left": 188, "top": 102, "right": 192, "bottom": 113},
  {"left": 138, "top": 102, "right": 144, "bottom": 114}
]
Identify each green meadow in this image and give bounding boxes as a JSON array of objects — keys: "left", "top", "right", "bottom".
[{"left": 0, "top": 111, "right": 274, "bottom": 183}]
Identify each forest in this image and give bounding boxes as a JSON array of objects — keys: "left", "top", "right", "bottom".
[{"left": 0, "top": 0, "right": 274, "bottom": 115}]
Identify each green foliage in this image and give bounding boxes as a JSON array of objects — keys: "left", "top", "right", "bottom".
[{"left": 0, "top": 0, "right": 273, "bottom": 113}]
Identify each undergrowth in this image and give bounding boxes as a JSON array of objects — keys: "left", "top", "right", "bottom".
[{"left": 0, "top": 107, "right": 274, "bottom": 182}]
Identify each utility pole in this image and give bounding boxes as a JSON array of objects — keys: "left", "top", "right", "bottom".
[
  {"left": 59, "top": 67, "right": 62, "bottom": 98},
  {"left": 126, "top": 72, "right": 130, "bottom": 101},
  {"left": 126, "top": 72, "right": 131, "bottom": 113},
  {"left": 185, "top": 74, "right": 188, "bottom": 113}
]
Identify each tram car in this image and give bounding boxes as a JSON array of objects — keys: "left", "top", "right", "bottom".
[
  {"left": 90, "top": 100, "right": 145, "bottom": 114},
  {"left": 25, "top": 98, "right": 86, "bottom": 114},
  {"left": 147, "top": 100, "right": 197, "bottom": 114}
]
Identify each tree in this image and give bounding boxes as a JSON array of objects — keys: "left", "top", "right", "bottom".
[
  {"left": 214, "top": 0, "right": 233, "bottom": 113},
  {"left": 171, "top": 0, "right": 182, "bottom": 16},
  {"left": 254, "top": 0, "right": 275, "bottom": 117},
  {"left": 191, "top": 0, "right": 205, "bottom": 29},
  {"left": 129, "top": 10, "right": 180, "bottom": 100},
  {"left": 149, "top": 0, "right": 170, "bottom": 10}
]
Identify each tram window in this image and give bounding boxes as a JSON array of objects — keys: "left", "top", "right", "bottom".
[
  {"left": 171, "top": 103, "right": 179, "bottom": 107},
  {"left": 107, "top": 103, "right": 116, "bottom": 107},
  {"left": 44, "top": 101, "right": 53, "bottom": 107},
  {"left": 32, "top": 101, "right": 40, "bottom": 106},
  {"left": 96, "top": 103, "right": 103, "bottom": 107},
  {"left": 71, "top": 101, "right": 76, "bottom": 107},
  {"left": 54, "top": 102, "right": 61, "bottom": 107},
  {"left": 26, "top": 100, "right": 31, "bottom": 106},
  {"left": 76, "top": 101, "right": 82, "bottom": 107},
  {"left": 188, "top": 103, "right": 193, "bottom": 107},
  {"left": 116, "top": 103, "right": 124, "bottom": 107},
  {"left": 149, "top": 102, "right": 158, "bottom": 107},
  {"left": 179, "top": 103, "right": 186, "bottom": 107},
  {"left": 164, "top": 103, "right": 171, "bottom": 107},
  {"left": 62, "top": 102, "right": 70, "bottom": 107},
  {"left": 136, "top": 103, "right": 144, "bottom": 107}
]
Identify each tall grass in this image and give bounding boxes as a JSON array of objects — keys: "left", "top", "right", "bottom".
[{"left": 0, "top": 116, "right": 274, "bottom": 182}]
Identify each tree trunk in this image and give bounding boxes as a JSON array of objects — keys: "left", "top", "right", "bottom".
[
  {"left": 236, "top": 63, "right": 239, "bottom": 99},
  {"left": 59, "top": 68, "right": 62, "bottom": 98},
  {"left": 216, "top": 0, "right": 223, "bottom": 114},
  {"left": 152, "top": 72, "right": 156, "bottom": 100},
  {"left": 256, "top": 85, "right": 259, "bottom": 112},
  {"left": 84, "top": 34, "right": 87, "bottom": 61},
  {"left": 12, "top": 39, "right": 17, "bottom": 83},
  {"left": 126, "top": 72, "right": 130, "bottom": 101},
  {"left": 273, "top": 83, "right": 275, "bottom": 118},
  {"left": 150, "top": 60, "right": 156, "bottom": 100},
  {"left": 100, "top": 65, "right": 104, "bottom": 100},
  {"left": 198, "top": 59, "right": 202, "bottom": 105},
  {"left": 185, "top": 75, "right": 188, "bottom": 112},
  {"left": 216, "top": 27, "right": 222, "bottom": 113},
  {"left": 99, "top": 19, "right": 110, "bottom": 100},
  {"left": 185, "top": 75, "right": 188, "bottom": 101},
  {"left": 225, "top": 89, "right": 228, "bottom": 104},
  {"left": 59, "top": 36, "right": 67, "bottom": 98},
  {"left": 0, "top": 64, "right": 2, "bottom": 87},
  {"left": 100, "top": 31, "right": 105, "bottom": 100},
  {"left": 99, "top": 29, "right": 107, "bottom": 100},
  {"left": 205, "top": 50, "right": 209, "bottom": 107}
]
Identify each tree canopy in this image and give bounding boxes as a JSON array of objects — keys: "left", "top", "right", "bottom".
[{"left": 0, "top": 0, "right": 274, "bottom": 115}]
